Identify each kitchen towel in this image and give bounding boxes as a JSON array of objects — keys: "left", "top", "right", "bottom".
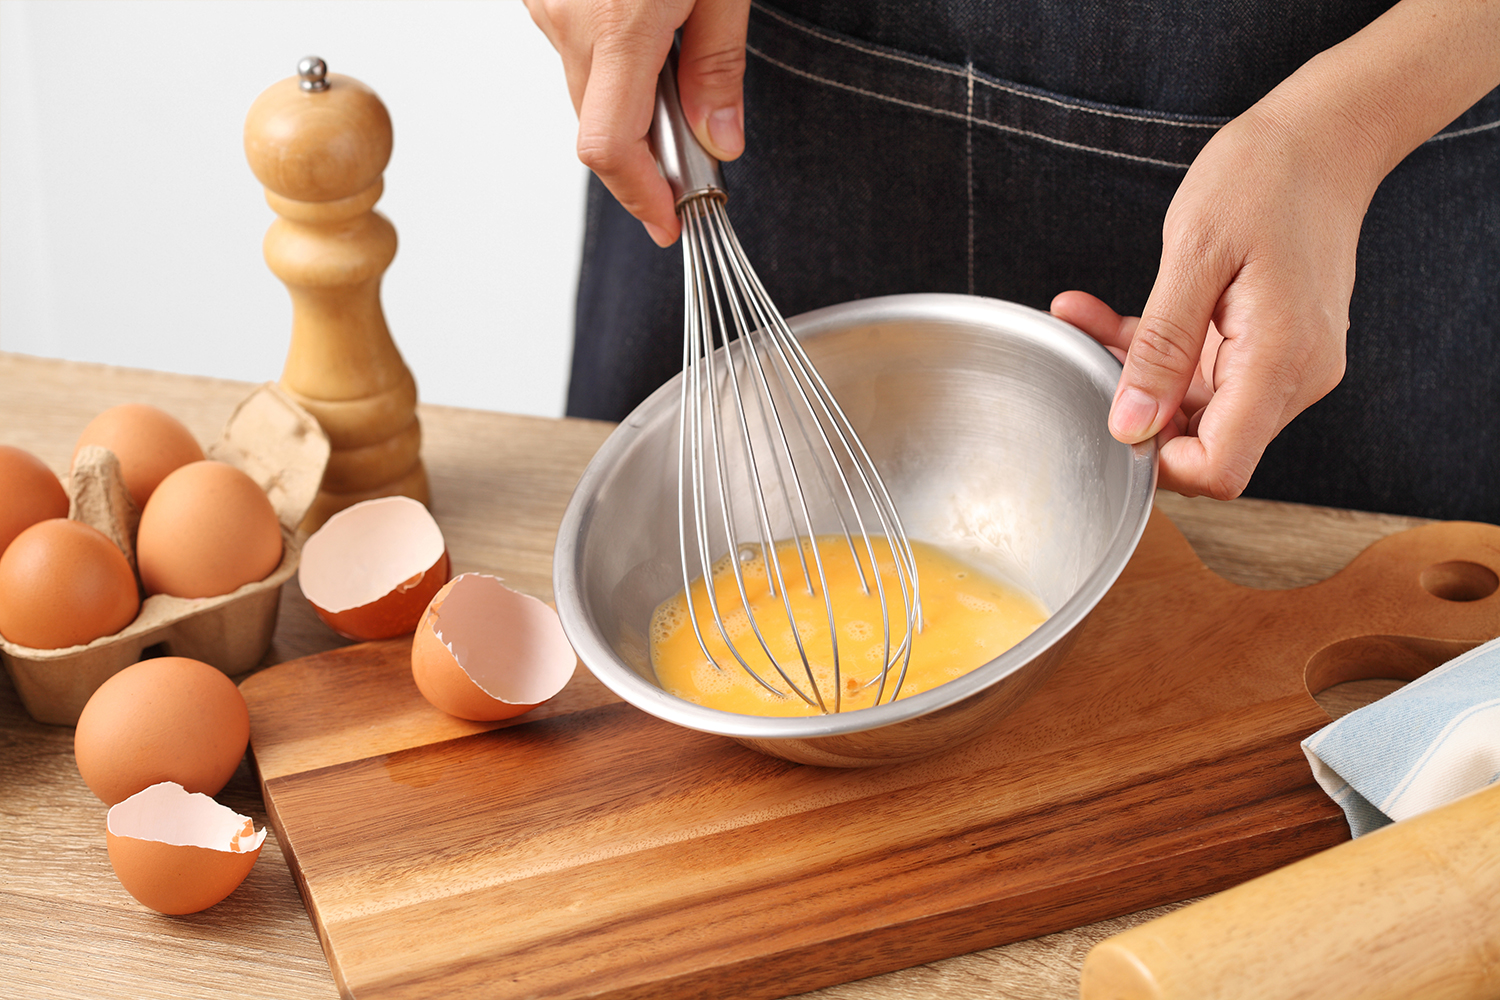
[{"left": 1302, "top": 636, "right": 1500, "bottom": 836}]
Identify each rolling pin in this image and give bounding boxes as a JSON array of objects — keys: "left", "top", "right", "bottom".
[{"left": 1080, "top": 782, "right": 1500, "bottom": 1000}]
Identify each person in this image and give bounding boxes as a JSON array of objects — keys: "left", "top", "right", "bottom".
[{"left": 525, "top": 0, "right": 1500, "bottom": 522}]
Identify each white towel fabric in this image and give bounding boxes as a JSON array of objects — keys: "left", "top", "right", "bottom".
[{"left": 1302, "top": 636, "right": 1500, "bottom": 837}]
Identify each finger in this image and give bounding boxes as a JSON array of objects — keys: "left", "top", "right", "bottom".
[
  {"left": 677, "top": 0, "right": 751, "bottom": 161},
  {"left": 1170, "top": 313, "right": 1342, "bottom": 499},
  {"left": 523, "top": 0, "right": 589, "bottom": 116},
  {"left": 577, "top": 34, "right": 682, "bottom": 245},
  {"left": 1050, "top": 290, "right": 1139, "bottom": 353},
  {"left": 1053, "top": 289, "right": 1216, "bottom": 445},
  {"left": 1110, "top": 242, "right": 1234, "bottom": 445},
  {"left": 1154, "top": 435, "right": 1217, "bottom": 498}
]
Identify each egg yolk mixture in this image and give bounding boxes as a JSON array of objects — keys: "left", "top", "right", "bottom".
[{"left": 650, "top": 536, "right": 1048, "bottom": 716}]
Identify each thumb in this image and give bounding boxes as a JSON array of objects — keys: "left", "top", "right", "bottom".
[
  {"left": 677, "top": 0, "right": 751, "bottom": 161},
  {"left": 1110, "top": 245, "right": 1231, "bottom": 444}
]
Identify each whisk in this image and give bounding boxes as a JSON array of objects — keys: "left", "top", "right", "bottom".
[{"left": 649, "top": 48, "right": 921, "bottom": 714}]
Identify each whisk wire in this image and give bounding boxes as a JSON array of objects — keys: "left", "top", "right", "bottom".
[
  {"left": 699, "top": 201, "right": 843, "bottom": 711},
  {"left": 680, "top": 200, "right": 830, "bottom": 708},
  {"left": 656, "top": 49, "right": 920, "bottom": 713},
  {"left": 680, "top": 204, "right": 782, "bottom": 698},
  {"left": 712, "top": 214, "right": 923, "bottom": 703},
  {"left": 677, "top": 196, "right": 926, "bottom": 712}
]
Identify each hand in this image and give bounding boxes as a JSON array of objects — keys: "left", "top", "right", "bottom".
[
  {"left": 524, "top": 0, "right": 751, "bottom": 246},
  {"left": 1053, "top": 104, "right": 1364, "bottom": 500},
  {"left": 1054, "top": 0, "right": 1500, "bottom": 501}
]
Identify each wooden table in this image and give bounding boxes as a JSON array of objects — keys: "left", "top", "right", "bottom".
[{"left": 0, "top": 352, "right": 1427, "bottom": 1000}]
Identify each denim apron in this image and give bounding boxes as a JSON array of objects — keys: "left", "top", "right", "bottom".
[{"left": 569, "top": 1, "right": 1500, "bottom": 522}]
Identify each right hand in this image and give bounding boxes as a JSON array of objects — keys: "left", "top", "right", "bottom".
[{"left": 524, "top": 0, "right": 752, "bottom": 246}]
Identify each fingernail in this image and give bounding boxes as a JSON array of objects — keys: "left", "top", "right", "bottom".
[
  {"left": 1111, "top": 387, "right": 1159, "bottom": 442},
  {"left": 707, "top": 107, "right": 743, "bottom": 158},
  {"left": 644, "top": 221, "right": 674, "bottom": 248}
]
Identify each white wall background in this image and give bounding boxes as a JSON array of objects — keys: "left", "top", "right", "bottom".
[{"left": 1, "top": 0, "right": 587, "bottom": 418}]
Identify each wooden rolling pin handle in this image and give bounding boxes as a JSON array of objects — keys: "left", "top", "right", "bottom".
[{"left": 1080, "top": 783, "right": 1500, "bottom": 1000}]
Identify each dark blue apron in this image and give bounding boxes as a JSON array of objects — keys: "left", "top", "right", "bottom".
[{"left": 569, "top": 0, "right": 1500, "bottom": 522}]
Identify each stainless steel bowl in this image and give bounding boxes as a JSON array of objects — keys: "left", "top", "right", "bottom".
[{"left": 553, "top": 293, "right": 1157, "bottom": 766}]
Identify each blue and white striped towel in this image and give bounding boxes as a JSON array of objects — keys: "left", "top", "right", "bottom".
[{"left": 1302, "top": 636, "right": 1500, "bottom": 837}]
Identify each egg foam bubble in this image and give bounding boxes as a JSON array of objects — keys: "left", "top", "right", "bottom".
[{"left": 649, "top": 536, "right": 1048, "bottom": 716}]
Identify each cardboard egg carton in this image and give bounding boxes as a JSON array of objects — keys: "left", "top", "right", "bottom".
[{"left": 0, "top": 383, "right": 330, "bottom": 725}]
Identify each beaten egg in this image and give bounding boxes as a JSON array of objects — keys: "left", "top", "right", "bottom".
[{"left": 650, "top": 536, "right": 1048, "bottom": 716}]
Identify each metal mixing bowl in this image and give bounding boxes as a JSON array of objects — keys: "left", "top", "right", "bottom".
[{"left": 553, "top": 293, "right": 1156, "bottom": 766}]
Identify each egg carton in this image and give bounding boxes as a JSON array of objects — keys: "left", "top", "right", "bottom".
[{"left": 1, "top": 383, "right": 330, "bottom": 725}]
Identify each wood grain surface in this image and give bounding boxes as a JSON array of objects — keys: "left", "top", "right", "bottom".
[
  {"left": 242, "top": 508, "right": 1500, "bottom": 1000},
  {"left": 0, "top": 352, "right": 1456, "bottom": 1000}
]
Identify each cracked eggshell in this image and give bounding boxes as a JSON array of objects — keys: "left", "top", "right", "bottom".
[
  {"left": 106, "top": 781, "right": 266, "bottom": 914},
  {"left": 411, "top": 573, "right": 576, "bottom": 721},
  {"left": 299, "top": 496, "right": 450, "bottom": 641}
]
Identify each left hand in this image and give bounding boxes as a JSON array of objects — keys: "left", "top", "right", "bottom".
[
  {"left": 1054, "top": 0, "right": 1500, "bottom": 501},
  {"left": 1053, "top": 102, "right": 1360, "bottom": 500}
]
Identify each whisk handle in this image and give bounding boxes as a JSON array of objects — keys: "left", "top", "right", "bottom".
[{"left": 649, "top": 45, "right": 727, "bottom": 208}]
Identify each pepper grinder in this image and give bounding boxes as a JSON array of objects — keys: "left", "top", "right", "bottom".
[{"left": 243, "top": 56, "right": 429, "bottom": 530}]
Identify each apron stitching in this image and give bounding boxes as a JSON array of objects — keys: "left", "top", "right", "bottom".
[
  {"left": 967, "top": 62, "right": 976, "bottom": 296},
  {"left": 749, "top": 42, "right": 1196, "bottom": 169},
  {"left": 970, "top": 75, "right": 1224, "bottom": 129},
  {"left": 1427, "top": 117, "right": 1500, "bottom": 142},
  {"left": 753, "top": 2, "right": 1225, "bottom": 129}
]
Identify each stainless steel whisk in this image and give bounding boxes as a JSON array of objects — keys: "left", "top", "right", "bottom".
[{"left": 649, "top": 48, "right": 921, "bottom": 713}]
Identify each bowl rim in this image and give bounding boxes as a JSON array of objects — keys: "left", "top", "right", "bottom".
[{"left": 553, "top": 293, "right": 1158, "bottom": 740}]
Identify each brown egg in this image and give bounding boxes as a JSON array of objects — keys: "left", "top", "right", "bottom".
[
  {"left": 411, "top": 573, "right": 576, "bottom": 721},
  {"left": 0, "top": 518, "right": 139, "bottom": 649},
  {"left": 74, "top": 656, "right": 250, "bottom": 805},
  {"left": 0, "top": 444, "right": 69, "bottom": 556},
  {"left": 74, "top": 403, "right": 204, "bottom": 511},
  {"left": 137, "top": 461, "right": 283, "bottom": 598},
  {"left": 106, "top": 781, "right": 265, "bottom": 914}
]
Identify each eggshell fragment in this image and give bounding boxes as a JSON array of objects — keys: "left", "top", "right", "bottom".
[
  {"left": 106, "top": 781, "right": 265, "bottom": 914},
  {"left": 299, "top": 496, "right": 450, "bottom": 640},
  {"left": 74, "top": 656, "right": 250, "bottom": 805},
  {"left": 0, "top": 444, "right": 69, "bottom": 556},
  {"left": 411, "top": 573, "right": 576, "bottom": 721},
  {"left": 74, "top": 403, "right": 204, "bottom": 511}
]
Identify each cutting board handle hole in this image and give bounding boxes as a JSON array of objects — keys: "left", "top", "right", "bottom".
[
  {"left": 1419, "top": 561, "right": 1498, "bottom": 603},
  {"left": 1306, "top": 635, "right": 1479, "bottom": 717}
]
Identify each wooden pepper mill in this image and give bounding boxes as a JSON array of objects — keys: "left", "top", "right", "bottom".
[{"left": 243, "top": 56, "right": 429, "bottom": 530}]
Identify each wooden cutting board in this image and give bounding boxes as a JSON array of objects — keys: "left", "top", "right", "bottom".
[{"left": 241, "top": 509, "right": 1500, "bottom": 1000}]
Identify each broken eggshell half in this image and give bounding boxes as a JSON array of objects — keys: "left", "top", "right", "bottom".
[
  {"left": 106, "top": 781, "right": 266, "bottom": 915},
  {"left": 411, "top": 573, "right": 576, "bottom": 721},
  {"left": 299, "top": 496, "right": 450, "bottom": 641}
]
